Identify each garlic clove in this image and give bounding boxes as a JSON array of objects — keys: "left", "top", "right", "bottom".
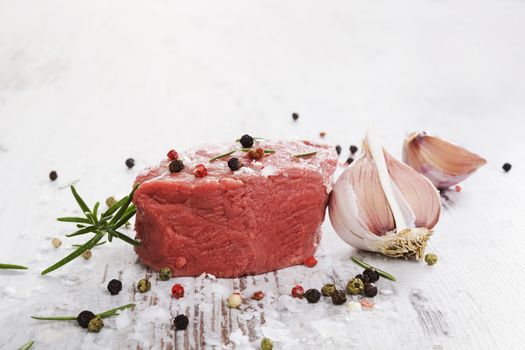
[
  {"left": 385, "top": 151, "right": 441, "bottom": 229},
  {"left": 329, "top": 128, "right": 442, "bottom": 260},
  {"left": 403, "top": 132, "right": 486, "bottom": 189}
]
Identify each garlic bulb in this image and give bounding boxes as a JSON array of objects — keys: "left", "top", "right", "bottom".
[
  {"left": 403, "top": 132, "right": 486, "bottom": 189},
  {"left": 329, "top": 128, "right": 441, "bottom": 259}
]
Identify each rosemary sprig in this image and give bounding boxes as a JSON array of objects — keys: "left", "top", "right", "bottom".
[
  {"left": 41, "top": 185, "right": 140, "bottom": 275},
  {"left": 293, "top": 151, "right": 317, "bottom": 158},
  {"left": 351, "top": 256, "right": 396, "bottom": 281},
  {"left": 240, "top": 148, "right": 276, "bottom": 154},
  {"left": 31, "top": 303, "right": 135, "bottom": 321},
  {"left": 0, "top": 263, "right": 28, "bottom": 270},
  {"left": 18, "top": 340, "right": 34, "bottom": 350},
  {"left": 209, "top": 150, "right": 236, "bottom": 162}
]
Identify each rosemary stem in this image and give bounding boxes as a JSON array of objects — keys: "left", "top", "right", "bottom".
[
  {"left": 31, "top": 303, "right": 136, "bottom": 321},
  {"left": 351, "top": 256, "right": 397, "bottom": 281},
  {"left": 18, "top": 340, "right": 34, "bottom": 350}
]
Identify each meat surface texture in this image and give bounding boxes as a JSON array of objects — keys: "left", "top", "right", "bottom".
[{"left": 133, "top": 140, "right": 337, "bottom": 278}]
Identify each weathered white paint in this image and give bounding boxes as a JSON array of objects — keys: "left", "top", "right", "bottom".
[{"left": 1, "top": 0, "right": 524, "bottom": 348}]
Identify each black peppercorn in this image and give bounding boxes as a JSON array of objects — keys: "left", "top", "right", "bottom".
[
  {"left": 228, "top": 157, "right": 242, "bottom": 171},
  {"left": 331, "top": 290, "right": 347, "bottom": 305},
  {"left": 304, "top": 289, "right": 321, "bottom": 303},
  {"left": 355, "top": 273, "right": 369, "bottom": 284},
  {"left": 363, "top": 283, "right": 378, "bottom": 297},
  {"left": 292, "top": 113, "right": 299, "bottom": 121},
  {"left": 350, "top": 145, "right": 358, "bottom": 154},
  {"left": 49, "top": 171, "right": 58, "bottom": 181},
  {"left": 363, "top": 269, "right": 380, "bottom": 283},
  {"left": 107, "top": 279, "right": 122, "bottom": 295},
  {"left": 125, "top": 158, "right": 135, "bottom": 169},
  {"left": 503, "top": 163, "right": 512, "bottom": 172},
  {"left": 335, "top": 145, "right": 342, "bottom": 155},
  {"left": 174, "top": 314, "right": 189, "bottom": 330},
  {"left": 169, "top": 159, "right": 184, "bottom": 173},
  {"left": 346, "top": 157, "right": 354, "bottom": 165},
  {"left": 239, "top": 134, "right": 254, "bottom": 148},
  {"left": 77, "top": 310, "right": 96, "bottom": 328}
]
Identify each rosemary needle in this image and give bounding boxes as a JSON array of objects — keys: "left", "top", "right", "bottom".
[
  {"left": 351, "top": 256, "right": 397, "bottom": 281},
  {"left": 293, "top": 151, "right": 317, "bottom": 158},
  {"left": 31, "top": 303, "right": 135, "bottom": 321},
  {"left": 0, "top": 263, "right": 28, "bottom": 270},
  {"left": 18, "top": 340, "right": 34, "bottom": 350},
  {"left": 209, "top": 150, "right": 236, "bottom": 162}
]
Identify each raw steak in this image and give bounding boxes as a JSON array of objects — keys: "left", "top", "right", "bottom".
[{"left": 133, "top": 140, "right": 337, "bottom": 278}]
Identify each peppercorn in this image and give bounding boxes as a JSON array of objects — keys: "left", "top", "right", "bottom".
[
  {"left": 159, "top": 267, "right": 172, "bottom": 281},
  {"left": 193, "top": 164, "right": 208, "bottom": 177},
  {"left": 261, "top": 337, "right": 273, "bottom": 350},
  {"left": 425, "top": 253, "right": 438, "bottom": 265},
  {"left": 319, "top": 131, "right": 326, "bottom": 138},
  {"left": 350, "top": 145, "right": 358, "bottom": 154},
  {"left": 335, "top": 145, "right": 342, "bottom": 155},
  {"left": 251, "top": 291, "right": 264, "bottom": 301},
  {"left": 227, "top": 292, "right": 243, "bottom": 308},
  {"left": 137, "top": 279, "right": 151, "bottom": 293},
  {"left": 247, "top": 148, "right": 264, "bottom": 160},
  {"left": 503, "top": 163, "right": 512, "bottom": 172},
  {"left": 331, "top": 290, "right": 347, "bottom": 305},
  {"left": 169, "top": 159, "right": 184, "bottom": 173},
  {"left": 106, "top": 196, "right": 117, "bottom": 208},
  {"left": 304, "top": 256, "right": 317, "bottom": 268},
  {"left": 363, "top": 269, "right": 380, "bottom": 283},
  {"left": 49, "top": 171, "right": 58, "bottom": 181},
  {"left": 355, "top": 273, "right": 369, "bottom": 284},
  {"left": 167, "top": 149, "right": 179, "bottom": 160},
  {"left": 455, "top": 185, "right": 462, "bottom": 192},
  {"left": 228, "top": 157, "right": 242, "bottom": 171},
  {"left": 172, "top": 284, "right": 185, "bottom": 299},
  {"left": 107, "top": 279, "right": 122, "bottom": 295},
  {"left": 304, "top": 289, "right": 321, "bottom": 303},
  {"left": 174, "top": 314, "right": 189, "bottom": 330},
  {"left": 82, "top": 250, "right": 92, "bottom": 260},
  {"left": 292, "top": 113, "right": 299, "bottom": 121},
  {"left": 346, "top": 277, "right": 364, "bottom": 295},
  {"left": 77, "top": 310, "right": 96, "bottom": 328},
  {"left": 321, "top": 283, "right": 336, "bottom": 297},
  {"left": 125, "top": 158, "right": 135, "bottom": 169},
  {"left": 346, "top": 157, "right": 354, "bottom": 165},
  {"left": 239, "top": 134, "right": 254, "bottom": 148},
  {"left": 291, "top": 285, "right": 304, "bottom": 298},
  {"left": 51, "top": 237, "right": 62, "bottom": 248},
  {"left": 88, "top": 316, "right": 104, "bottom": 333},
  {"left": 363, "top": 283, "right": 378, "bottom": 297}
]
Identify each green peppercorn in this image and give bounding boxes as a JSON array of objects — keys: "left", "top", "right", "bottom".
[
  {"left": 159, "top": 267, "right": 172, "bottom": 281},
  {"left": 331, "top": 290, "right": 347, "bottom": 305},
  {"left": 355, "top": 273, "right": 369, "bottom": 284},
  {"left": 137, "top": 279, "right": 151, "bottom": 293},
  {"left": 346, "top": 277, "right": 364, "bottom": 295},
  {"left": 363, "top": 283, "right": 378, "bottom": 297},
  {"left": 425, "top": 253, "right": 438, "bottom": 266},
  {"left": 363, "top": 268, "right": 380, "bottom": 283},
  {"left": 77, "top": 310, "right": 96, "bottom": 328},
  {"left": 106, "top": 196, "right": 117, "bottom": 208},
  {"left": 304, "top": 289, "right": 321, "bottom": 303},
  {"left": 321, "top": 283, "right": 337, "bottom": 297},
  {"left": 88, "top": 316, "right": 104, "bottom": 333},
  {"left": 261, "top": 337, "right": 273, "bottom": 350},
  {"left": 169, "top": 159, "right": 185, "bottom": 173}
]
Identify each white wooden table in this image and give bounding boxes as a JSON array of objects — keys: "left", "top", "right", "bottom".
[{"left": 1, "top": 0, "right": 525, "bottom": 348}]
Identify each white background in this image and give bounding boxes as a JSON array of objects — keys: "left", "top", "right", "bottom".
[{"left": 1, "top": 0, "right": 524, "bottom": 348}]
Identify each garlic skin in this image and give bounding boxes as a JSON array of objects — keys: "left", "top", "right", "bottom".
[
  {"left": 329, "top": 131, "right": 441, "bottom": 259},
  {"left": 403, "top": 132, "right": 486, "bottom": 189}
]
